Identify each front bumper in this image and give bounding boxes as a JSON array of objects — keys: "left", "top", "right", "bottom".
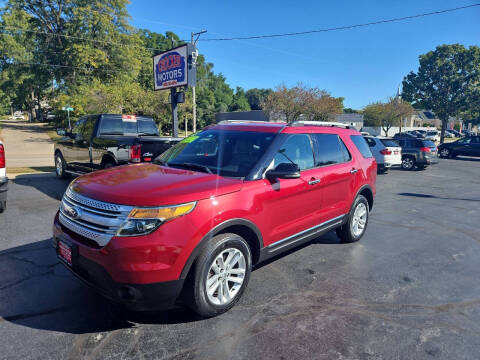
[
  {"left": 52, "top": 214, "right": 186, "bottom": 310},
  {"left": 0, "top": 176, "right": 8, "bottom": 202}
]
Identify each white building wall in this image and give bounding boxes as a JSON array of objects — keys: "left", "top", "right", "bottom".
[{"left": 361, "top": 126, "right": 438, "bottom": 137}]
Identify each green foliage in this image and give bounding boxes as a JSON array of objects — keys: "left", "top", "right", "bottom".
[
  {"left": 0, "top": 0, "right": 246, "bottom": 131},
  {"left": 402, "top": 44, "right": 480, "bottom": 142},
  {"left": 263, "top": 84, "right": 343, "bottom": 122},
  {"left": 245, "top": 88, "right": 272, "bottom": 110},
  {"left": 343, "top": 108, "right": 359, "bottom": 114},
  {"left": 453, "top": 123, "right": 461, "bottom": 131},
  {"left": 363, "top": 97, "right": 414, "bottom": 136}
]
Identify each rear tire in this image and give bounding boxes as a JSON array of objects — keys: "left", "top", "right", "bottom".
[
  {"left": 336, "top": 195, "right": 369, "bottom": 243},
  {"left": 0, "top": 200, "right": 6, "bottom": 213},
  {"left": 55, "top": 153, "right": 69, "bottom": 179},
  {"left": 186, "top": 233, "right": 252, "bottom": 318},
  {"left": 401, "top": 156, "right": 415, "bottom": 170},
  {"left": 102, "top": 159, "right": 116, "bottom": 169}
]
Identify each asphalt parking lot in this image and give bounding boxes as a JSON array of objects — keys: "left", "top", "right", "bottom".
[{"left": 1, "top": 157, "right": 480, "bottom": 360}]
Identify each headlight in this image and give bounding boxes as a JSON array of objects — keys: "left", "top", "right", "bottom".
[{"left": 117, "top": 202, "right": 196, "bottom": 237}]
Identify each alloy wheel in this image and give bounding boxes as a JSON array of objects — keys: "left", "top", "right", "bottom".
[
  {"left": 440, "top": 148, "right": 450, "bottom": 158},
  {"left": 351, "top": 202, "right": 367, "bottom": 237},
  {"left": 56, "top": 156, "right": 63, "bottom": 176},
  {"left": 402, "top": 158, "right": 414, "bottom": 170},
  {"left": 205, "top": 248, "right": 246, "bottom": 306}
]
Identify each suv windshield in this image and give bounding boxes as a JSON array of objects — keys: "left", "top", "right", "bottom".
[
  {"left": 156, "top": 130, "right": 276, "bottom": 178},
  {"left": 98, "top": 115, "right": 159, "bottom": 136}
]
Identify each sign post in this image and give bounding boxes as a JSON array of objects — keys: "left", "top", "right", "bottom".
[
  {"left": 62, "top": 106, "right": 74, "bottom": 130},
  {"left": 153, "top": 44, "right": 196, "bottom": 137}
]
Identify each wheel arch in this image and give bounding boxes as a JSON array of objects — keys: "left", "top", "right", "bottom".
[
  {"left": 179, "top": 218, "right": 264, "bottom": 280},
  {"left": 101, "top": 153, "right": 117, "bottom": 167},
  {"left": 355, "top": 184, "right": 374, "bottom": 212}
]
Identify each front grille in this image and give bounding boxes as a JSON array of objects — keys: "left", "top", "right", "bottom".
[{"left": 59, "top": 187, "right": 133, "bottom": 247}]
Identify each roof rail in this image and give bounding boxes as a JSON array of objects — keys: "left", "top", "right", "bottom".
[
  {"left": 216, "top": 119, "right": 275, "bottom": 124},
  {"left": 288, "top": 121, "right": 352, "bottom": 129}
]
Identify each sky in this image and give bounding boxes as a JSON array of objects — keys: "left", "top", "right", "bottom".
[{"left": 127, "top": 0, "right": 480, "bottom": 109}]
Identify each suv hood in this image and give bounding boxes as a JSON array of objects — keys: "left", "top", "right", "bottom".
[{"left": 70, "top": 163, "right": 243, "bottom": 206}]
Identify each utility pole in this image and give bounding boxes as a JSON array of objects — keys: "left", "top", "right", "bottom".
[
  {"left": 184, "top": 116, "right": 187, "bottom": 137},
  {"left": 171, "top": 88, "right": 179, "bottom": 137},
  {"left": 191, "top": 30, "right": 207, "bottom": 133}
]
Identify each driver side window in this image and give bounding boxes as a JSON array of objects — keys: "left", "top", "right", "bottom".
[
  {"left": 273, "top": 134, "right": 314, "bottom": 171},
  {"left": 72, "top": 118, "right": 86, "bottom": 140}
]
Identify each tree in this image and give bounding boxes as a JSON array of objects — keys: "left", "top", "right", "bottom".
[
  {"left": 263, "top": 83, "right": 343, "bottom": 123},
  {"left": 402, "top": 44, "right": 480, "bottom": 143},
  {"left": 229, "top": 87, "right": 251, "bottom": 112},
  {"left": 363, "top": 97, "right": 414, "bottom": 136},
  {"left": 343, "top": 108, "right": 359, "bottom": 114},
  {"left": 245, "top": 88, "right": 272, "bottom": 110}
]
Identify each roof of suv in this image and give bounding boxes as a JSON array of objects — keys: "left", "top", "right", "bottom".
[{"left": 210, "top": 121, "right": 361, "bottom": 135}]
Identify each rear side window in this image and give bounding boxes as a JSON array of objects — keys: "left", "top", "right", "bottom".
[
  {"left": 350, "top": 135, "right": 373, "bottom": 158},
  {"left": 421, "top": 140, "right": 436, "bottom": 147},
  {"left": 380, "top": 139, "right": 399, "bottom": 147},
  {"left": 312, "top": 134, "right": 351, "bottom": 166},
  {"left": 364, "top": 137, "right": 376, "bottom": 147}
]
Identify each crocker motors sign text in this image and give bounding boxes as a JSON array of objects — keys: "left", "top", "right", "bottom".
[{"left": 153, "top": 45, "right": 189, "bottom": 90}]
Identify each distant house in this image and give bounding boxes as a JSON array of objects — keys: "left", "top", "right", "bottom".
[
  {"left": 404, "top": 110, "right": 461, "bottom": 129},
  {"left": 334, "top": 113, "right": 364, "bottom": 130}
]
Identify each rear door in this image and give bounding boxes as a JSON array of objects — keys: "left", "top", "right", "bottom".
[
  {"left": 311, "top": 133, "right": 355, "bottom": 222},
  {"left": 261, "top": 134, "right": 323, "bottom": 245}
]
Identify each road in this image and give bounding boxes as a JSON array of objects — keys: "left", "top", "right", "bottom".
[
  {"left": 0, "top": 157, "right": 480, "bottom": 359},
  {"left": 0, "top": 119, "right": 54, "bottom": 168}
]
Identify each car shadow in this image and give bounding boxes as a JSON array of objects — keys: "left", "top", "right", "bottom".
[
  {"left": 13, "top": 173, "right": 69, "bottom": 201},
  {"left": 448, "top": 156, "right": 480, "bottom": 162},
  {"left": 0, "top": 239, "right": 203, "bottom": 334},
  {"left": 398, "top": 192, "right": 480, "bottom": 202}
]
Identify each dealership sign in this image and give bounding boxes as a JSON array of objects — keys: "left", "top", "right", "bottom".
[{"left": 153, "top": 44, "right": 196, "bottom": 91}]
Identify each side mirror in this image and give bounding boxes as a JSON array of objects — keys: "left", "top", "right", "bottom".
[
  {"left": 56, "top": 128, "right": 66, "bottom": 136},
  {"left": 266, "top": 163, "right": 301, "bottom": 180}
]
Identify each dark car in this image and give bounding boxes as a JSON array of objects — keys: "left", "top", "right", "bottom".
[
  {"left": 438, "top": 136, "right": 480, "bottom": 158},
  {"left": 54, "top": 114, "right": 181, "bottom": 177},
  {"left": 395, "top": 137, "right": 438, "bottom": 170},
  {"left": 53, "top": 121, "right": 376, "bottom": 317}
]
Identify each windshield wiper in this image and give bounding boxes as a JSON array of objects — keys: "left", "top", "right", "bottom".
[
  {"left": 153, "top": 158, "right": 168, "bottom": 166},
  {"left": 169, "top": 162, "right": 213, "bottom": 174},
  {"left": 138, "top": 132, "right": 159, "bottom": 136}
]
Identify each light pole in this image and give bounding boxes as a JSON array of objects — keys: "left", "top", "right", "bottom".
[{"left": 191, "top": 30, "right": 207, "bottom": 133}]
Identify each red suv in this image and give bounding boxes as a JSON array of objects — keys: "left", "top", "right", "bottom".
[{"left": 53, "top": 121, "right": 376, "bottom": 317}]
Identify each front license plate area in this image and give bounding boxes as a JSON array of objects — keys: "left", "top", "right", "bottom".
[{"left": 58, "top": 240, "right": 77, "bottom": 267}]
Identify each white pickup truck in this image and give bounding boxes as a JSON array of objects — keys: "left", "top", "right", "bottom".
[{"left": 0, "top": 141, "right": 7, "bottom": 213}]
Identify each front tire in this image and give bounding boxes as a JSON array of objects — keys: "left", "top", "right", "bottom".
[
  {"left": 336, "top": 195, "right": 369, "bottom": 243},
  {"left": 55, "top": 153, "right": 69, "bottom": 179},
  {"left": 440, "top": 148, "right": 450, "bottom": 158},
  {"left": 187, "top": 233, "right": 252, "bottom": 318}
]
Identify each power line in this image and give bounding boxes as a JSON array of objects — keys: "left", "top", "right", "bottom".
[{"left": 200, "top": 3, "right": 480, "bottom": 41}]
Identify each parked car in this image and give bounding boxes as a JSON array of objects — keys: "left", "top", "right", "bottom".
[
  {"left": 363, "top": 136, "right": 401, "bottom": 173},
  {"left": 425, "top": 130, "right": 440, "bottom": 142},
  {"left": 393, "top": 132, "right": 417, "bottom": 139},
  {"left": 0, "top": 141, "right": 7, "bottom": 213},
  {"left": 12, "top": 111, "right": 24, "bottom": 120},
  {"left": 395, "top": 137, "right": 438, "bottom": 170},
  {"left": 438, "top": 136, "right": 480, "bottom": 158},
  {"left": 54, "top": 114, "right": 182, "bottom": 178},
  {"left": 449, "top": 129, "right": 462, "bottom": 137},
  {"left": 444, "top": 130, "right": 455, "bottom": 138},
  {"left": 53, "top": 121, "right": 377, "bottom": 317}
]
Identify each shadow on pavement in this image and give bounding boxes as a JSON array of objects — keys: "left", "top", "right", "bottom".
[
  {"left": 447, "top": 156, "right": 480, "bottom": 162},
  {"left": 13, "top": 173, "right": 69, "bottom": 201},
  {"left": 0, "top": 239, "right": 202, "bottom": 334},
  {"left": 398, "top": 192, "right": 480, "bottom": 202}
]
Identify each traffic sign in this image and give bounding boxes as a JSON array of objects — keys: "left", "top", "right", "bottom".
[{"left": 62, "top": 107, "right": 74, "bottom": 111}]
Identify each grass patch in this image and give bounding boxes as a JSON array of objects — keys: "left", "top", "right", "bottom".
[
  {"left": 45, "top": 129, "right": 62, "bottom": 141},
  {"left": 7, "top": 166, "right": 55, "bottom": 175}
]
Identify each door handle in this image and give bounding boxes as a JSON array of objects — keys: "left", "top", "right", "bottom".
[
  {"left": 308, "top": 179, "right": 320, "bottom": 185},
  {"left": 350, "top": 168, "right": 358, "bottom": 174}
]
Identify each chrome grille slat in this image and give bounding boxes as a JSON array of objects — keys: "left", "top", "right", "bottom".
[{"left": 59, "top": 188, "right": 134, "bottom": 247}]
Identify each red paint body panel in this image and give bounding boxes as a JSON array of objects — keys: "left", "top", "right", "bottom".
[{"left": 53, "top": 122, "right": 376, "bottom": 291}]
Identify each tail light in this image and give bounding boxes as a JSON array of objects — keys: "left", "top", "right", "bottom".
[
  {"left": 420, "top": 147, "right": 431, "bottom": 153},
  {"left": 130, "top": 144, "right": 142, "bottom": 163},
  {"left": 0, "top": 144, "right": 5, "bottom": 168},
  {"left": 380, "top": 149, "right": 392, "bottom": 155}
]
